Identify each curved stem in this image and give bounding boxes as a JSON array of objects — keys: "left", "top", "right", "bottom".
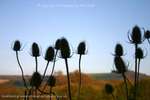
[
  {"left": 42, "top": 61, "right": 50, "bottom": 82},
  {"left": 77, "top": 54, "right": 82, "bottom": 100},
  {"left": 122, "top": 73, "right": 128, "bottom": 100},
  {"left": 16, "top": 51, "right": 28, "bottom": 90},
  {"left": 65, "top": 58, "right": 72, "bottom": 100}
]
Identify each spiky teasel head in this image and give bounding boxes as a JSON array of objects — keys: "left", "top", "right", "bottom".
[
  {"left": 30, "top": 72, "right": 42, "bottom": 88},
  {"left": 136, "top": 47, "right": 146, "bottom": 59},
  {"left": 77, "top": 41, "right": 86, "bottom": 55},
  {"left": 45, "top": 46, "right": 55, "bottom": 62},
  {"left": 114, "top": 56, "right": 127, "bottom": 74},
  {"left": 105, "top": 83, "right": 114, "bottom": 94},
  {"left": 114, "top": 43, "right": 123, "bottom": 57},
  {"left": 59, "top": 37, "right": 71, "bottom": 59},
  {"left": 12, "top": 40, "right": 21, "bottom": 51},
  {"left": 47, "top": 75, "right": 56, "bottom": 87},
  {"left": 128, "top": 25, "right": 143, "bottom": 44},
  {"left": 31, "top": 42, "right": 40, "bottom": 57},
  {"left": 55, "top": 39, "right": 61, "bottom": 50},
  {"left": 144, "top": 30, "right": 150, "bottom": 40}
]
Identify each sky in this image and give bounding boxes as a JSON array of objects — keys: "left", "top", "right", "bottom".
[{"left": 0, "top": 0, "right": 150, "bottom": 75}]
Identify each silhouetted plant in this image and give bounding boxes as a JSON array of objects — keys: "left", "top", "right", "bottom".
[
  {"left": 113, "top": 43, "right": 129, "bottom": 100},
  {"left": 42, "top": 39, "right": 61, "bottom": 92},
  {"left": 42, "top": 46, "right": 55, "bottom": 81},
  {"left": 12, "top": 40, "right": 29, "bottom": 100},
  {"left": 12, "top": 38, "right": 87, "bottom": 100},
  {"left": 31, "top": 42, "right": 40, "bottom": 73},
  {"left": 12, "top": 40, "right": 28, "bottom": 89},
  {"left": 144, "top": 30, "right": 150, "bottom": 44},
  {"left": 105, "top": 83, "right": 115, "bottom": 100},
  {"left": 47, "top": 75, "right": 56, "bottom": 100},
  {"left": 114, "top": 56, "right": 129, "bottom": 100},
  {"left": 77, "top": 41, "right": 86, "bottom": 100},
  {"left": 128, "top": 25, "right": 143, "bottom": 100},
  {"left": 59, "top": 37, "right": 72, "bottom": 100},
  {"left": 136, "top": 48, "right": 146, "bottom": 88},
  {"left": 114, "top": 43, "right": 124, "bottom": 57},
  {"left": 30, "top": 72, "right": 42, "bottom": 88},
  {"left": 50, "top": 38, "right": 61, "bottom": 76}
]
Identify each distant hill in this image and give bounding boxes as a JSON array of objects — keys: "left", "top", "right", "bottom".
[
  {"left": 0, "top": 70, "right": 149, "bottom": 87},
  {"left": 90, "top": 70, "right": 149, "bottom": 80}
]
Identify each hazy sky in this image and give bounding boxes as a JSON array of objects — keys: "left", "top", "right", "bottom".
[{"left": 0, "top": 0, "right": 150, "bottom": 75}]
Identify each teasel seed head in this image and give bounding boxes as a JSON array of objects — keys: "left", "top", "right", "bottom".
[
  {"left": 144, "top": 30, "right": 150, "bottom": 39},
  {"left": 77, "top": 41, "right": 86, "bottom": 55},
  {"left": 128, "top": 25, "right": 142, "bottom": 44},
  {"left": 30, "top": 72, "right": 42, "bottom": 88},
  {"left": 47, "top": 75, "right": 56, "bottom": 87},
  {"left": 114, "top": 56, "right": 127, "bottom": 73},
  {"left": 115, "top": 43, "right": 123, "bottom": 57},
  {"left": 55, "top": 39, "right": 61, "bottom": 50},
  {"left": 45, "top": 46, "right": 55, "bottom": 62},
  {"left": 136, "top": 48, "right": 144, "bottom": 59},
  {"left": 31, "top": 42, "right": 40, "bottom": 57},
  {"left": 105, "top": 83, "right": 114, "bottom": 94},
  {"left": 13, "top": 40, "right": 21, "bottom": 51},
  {"left": 59, "top": 37, "right": 71, "bottom": 59}
]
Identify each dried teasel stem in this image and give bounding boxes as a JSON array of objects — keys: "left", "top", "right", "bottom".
[
  {"left": 42, "top": 50, "right": 58, "bottom": 92},
  {"left": 16, "top": 51, "right": 28, "bottom": 90},
  {"left": 77, "top": 54, "right": 82, "bottom": 100},
  {"left": 134, "top": 44, "right": 138, "bottom": 100},
  {"left": 137, "top": 59, "right": 141, "bottom": 88},
  {"left": 122, "top": 73, "right": 129, "bottom": 100},
  {"left": 65, "top": 58, "right": 72, "bottom": 100}
]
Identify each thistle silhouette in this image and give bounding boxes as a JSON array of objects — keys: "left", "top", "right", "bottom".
[
  {"left": 128, "top": 25, "right": 143, "bottom": 100},
  {"left": 42, "top": 46, "right": 55, "bottom": 82},
  {"left": 31, "top": 42, "right": 41, "bottom": 99},
  {"left": 12, "top": 40, "right": 28, "bottom": 89},
  {"left": 42, "top": 39, "right": 60, "bottom": 92},
  {"left": 59, "top": 37, "right": 72, "bottom": 100},
  {"left": 12, "top": 38, "right": 87, "bottom": 100},
  {"left": 77, "top": 41, "right": 86, "bottom": 100},
  {"left": 136, "top": 48, "right": 146, "bottom": 88},
  {"left": 113, "top": 43, "right": 129, "bottom": 100},
  {"left": 144, "top": 30, "right": 150, "bottom": 44},
  {"left": 12, "top": 40, "right": 29, "bottom": 100}
]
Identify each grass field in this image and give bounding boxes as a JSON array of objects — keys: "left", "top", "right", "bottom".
[{"left": 0, "top": 71, "right": 149, "bottom": 100}]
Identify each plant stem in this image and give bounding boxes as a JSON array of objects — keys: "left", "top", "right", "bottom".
[
  {"left": 42, "top": 61, "right": 50, "bottom": 82},
  {"left": 137, "top": 59, "right": 141, "bottom": 89},
  {"left": 77, "top": 54, "right": 82, "bottom": 100},
  {"left": 16, "top": 51, "right": 28, "bottom": 90},
  {"left": 35, "top": 57, "right": 38, "bottom": 72},
  {"left": 65, "top": 58, "right": 72, "bottom": 100},
  {"left": 134, "top": 44, "right": 138, "bottom": 100},
  {"left": 122, "top": 73, "right": 128, "bottom": 100},
  {"left": 42, "top": 50, "right": 58, "bottom": 92},
  {"left": 35, "top": 57, "right": 38, "bottom": 100},
  {"left": 50, "top": 50, "right": 58, "bottom": 76}
]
